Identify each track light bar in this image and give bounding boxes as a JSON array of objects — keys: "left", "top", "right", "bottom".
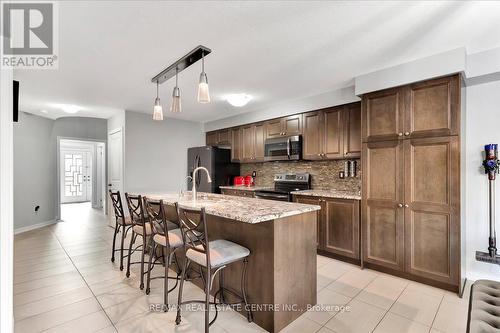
[{"left": 151, "top": 45, "right": 212, "bottom": 84}]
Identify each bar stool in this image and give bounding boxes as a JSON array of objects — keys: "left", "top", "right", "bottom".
[
  {"left": 109, "top": 190, "right": 133, "bottom": 271},
  {"left": 175, "top": 203, "right": 253, "bottom": 332},
  {"left": 125, "top": 193, "right": 151, "bottom": 290},
  {"left": 143, "top": 197, "right": 184, "bottom": 311}
]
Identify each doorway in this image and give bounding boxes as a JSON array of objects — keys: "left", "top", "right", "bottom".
[{"left": 57, "top": 138, "right": 106, "bottom": 221}]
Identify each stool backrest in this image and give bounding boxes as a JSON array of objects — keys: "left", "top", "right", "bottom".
[
  {"left": 143, "top": 198, "right": 168, "bottom": 237},
  {"left": 175, "top": 203, "right": 210, "bottom": 268},
  {"left": 109, "top": 190, "right": 125, "bottom": 221},
  {"left": 125, "top": 193, "right": 148, "bottom": 231}
]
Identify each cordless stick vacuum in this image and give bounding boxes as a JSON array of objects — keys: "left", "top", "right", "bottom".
[{"left": 476, "top": 144, "right": 500, "bottom": 264}]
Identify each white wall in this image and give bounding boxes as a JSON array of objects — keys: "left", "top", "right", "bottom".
[
  {"left": 14, "top": 113, "right": 56, "bottom": 230},
  {"left": 465, "top": 80, "right": 500, "bottom": 281},
  {"left": 124, "top": 111, "right": 204, "bottom": 193},
  {"left": 13, "top": 113, "right": 107, "bottom": 230}
]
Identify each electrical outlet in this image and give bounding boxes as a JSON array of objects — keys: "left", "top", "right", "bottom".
[{"left": 35, "top": 205, "right": 40, "bottom": 213}]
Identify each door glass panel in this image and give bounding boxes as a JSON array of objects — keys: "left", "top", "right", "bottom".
[{"left": 64, "top": 154, "right": 84, "bottom": 197}]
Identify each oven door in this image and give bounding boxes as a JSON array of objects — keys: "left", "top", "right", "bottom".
[
  {"left": 254, "top": 191, "right": 290, "bottom": 201},
  {"left": 264, "top": 135, "right": 301, "bottom": 161}
]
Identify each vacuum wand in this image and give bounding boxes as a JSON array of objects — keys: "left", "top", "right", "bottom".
[{"left": 476, "top": 144, "right": 500, "bottom": 264}]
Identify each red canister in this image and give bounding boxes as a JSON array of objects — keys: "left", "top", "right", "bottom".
[
  {"left": 233, "top": 176, "right": 244, "bottom": 186},
  {"left": 244, "top": 175, "right": 254, "bottom": 187}
]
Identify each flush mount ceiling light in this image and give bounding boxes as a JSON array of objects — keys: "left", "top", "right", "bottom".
[
  {"left": 226, "top": 94, "right": 252, "bottom": 107},
  {"left": 151, "top": 45, "right": 212, "bottom": 117},
  {"left": 51, "top": 103, "right": 82, "bottom": 114},
  {"left": 152, "top": 81, "right": 163, "bottom": 121}
]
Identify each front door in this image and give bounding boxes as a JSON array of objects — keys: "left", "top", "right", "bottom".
[{"left": 61, "top": 150, "right": 92, "bottom": 203}]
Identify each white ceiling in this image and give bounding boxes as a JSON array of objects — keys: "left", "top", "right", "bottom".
[{"left": 15, "top": 1, "right": 500, "bottom": 122}]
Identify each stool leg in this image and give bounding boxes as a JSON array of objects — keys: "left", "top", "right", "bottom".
[
  {"left": 111, "top": 222, "right": 119, "bottom": 262},
  {"left": 126, "top": 231, "right": 136, "bottom": 278},
  {"left": 145, "top": 242, "right": 155, "bottom": 295},
  {"left": 219, "top": 270, "right": 225, "bottom": 304},
  {"left": 139, "top": 235, "right": 146, "bottom": 290},
  {"left": 163, "top": 245, "right": 170, "bottom": 312},
  {"left": 119, "top": 225, "right": 126, "bottom": 271},
  {"left": 205, "top": 266, "right": 211, "bottom": 332},
  {"left": 175, "top": 257, "right": 189, "bottom": 325},
  {"left": 241, "top": 258, "right": 253, "bottom": 323}
]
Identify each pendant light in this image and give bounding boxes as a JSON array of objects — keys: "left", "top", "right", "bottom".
[
  {"left": 170, "top": 67, "right": 181, "bottom": 113},
  {"left": 197, "top": 51, "right": 210, "bottom": 103},
  {"left": 152, "top": 80, "right": 163, "bottom": 120}
]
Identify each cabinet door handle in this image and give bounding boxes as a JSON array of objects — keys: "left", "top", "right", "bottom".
[
  {"left": 398, "top": 133, "right": 403, "bottom": 137},
  {"left": 397, "top": 203, "right": 403, "bottom": 208},
  {"left": 404, "top": 204, "right": 409, "bottom": 208},
  {"left": 404, "top": 132, "right": 410, "bottom": 136}
]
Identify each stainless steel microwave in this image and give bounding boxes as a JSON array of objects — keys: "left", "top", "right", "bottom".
[{"left": 264, "top": 135, "right": 302, "bottom": 161}]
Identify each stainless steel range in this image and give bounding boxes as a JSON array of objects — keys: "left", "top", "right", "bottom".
[{"left": 254, "top": 173, "right": 311, "bottom": 201}]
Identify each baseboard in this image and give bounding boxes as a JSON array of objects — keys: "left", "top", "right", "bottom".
[{"left": 14, "top": 219, "right": 58, "bottom": 235}]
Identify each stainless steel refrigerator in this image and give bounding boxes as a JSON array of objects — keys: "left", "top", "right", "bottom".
[{"left": 187, "top": 146, "right": 239, "bottom": 193}]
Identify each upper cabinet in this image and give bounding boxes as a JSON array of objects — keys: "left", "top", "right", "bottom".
[
  {"left": 206, "top": 131, "right": 218, "bottom": 146},
  {"left": 230, "top": 127, "right": 242, "bottom": 163},
  {"left": 405, "top": 75, "right": 460, "bottom": 138},
  {"left": 265, "top": 114, "right": 302, "bottom": 139},
  {"left": 362, "top": 87, "right": 405, "bottom": 142},
  {"left": 241, "top": 123, "right": 265, "bottom": 163},
  {"left": 344, "top": 102, "right": 362, "bottom": 158},
  {"left": 207, "top": 101, "right": 361, "bottom": 163},
  {"left": 206, "top": 129, "right": 231, "bottom": 146},
  {"left": 362, "top": 74, "right": 460, "bottom": 142},
  {"left": 302, "top": 102, "right": 361, "bottom": 160}
]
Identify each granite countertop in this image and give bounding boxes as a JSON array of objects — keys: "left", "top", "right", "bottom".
[
  {"left": 292, "top": 189, "right": 361, "bottom": 200},
  {"left": 219, "top": 185, "right": 274, "bottom": 192},
  {"left": 145, "top": 192, "right": 321, "bottom": 224}
]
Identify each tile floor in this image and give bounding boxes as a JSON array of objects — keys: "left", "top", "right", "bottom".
[{"left": 13, "top": 203, "right": 470, "bottom": 333}]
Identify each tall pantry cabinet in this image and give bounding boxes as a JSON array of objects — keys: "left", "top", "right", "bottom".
[{"left": 361, "top": 74, "right": 462, "bottom": 292}]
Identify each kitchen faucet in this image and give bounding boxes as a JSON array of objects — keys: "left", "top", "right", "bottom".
[{"left": 192, "top": 167, "right": 212, "bottom": 203}]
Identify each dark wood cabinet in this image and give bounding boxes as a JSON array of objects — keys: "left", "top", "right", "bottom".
[
  {"left": 403, "top": 136, "right": 460, "bottom": 286},
  {"left": 208, "top": 101, "right": 360, "bottom": 163},
  {"left": 362, "top": 74, "right": 460, "bottom": 142},
  {"left": 241, "top": 125, "right": 254, "bottom": 162},
  {"left": 303, "top": 103, "right": 361, "bottom": 161},
  {"left": 254, "top": 123, "right": 265, "bottom": 161},
  {"left": 302, "top": 111, "right": 323, "bottom": 160},
  {"left": 218, "top": 129, "right": 231, "bottom": 145},
  {"left": 206, "top": 129, "right": 231, "bottom": 146},
  {"left": 294, "top": 195, "right": 323, "bottom": 249},
  {"left": 230, "top": 127, "right": 242, "bottom": 162},
  {"left": 344, "top": 102, "right": 362, "bottom": 158},
  {"left": 265, "top": 114, "right": 302, "bottom": 139},
  {"left": 362, "top": 87, "right": 405, "bottom": 142},
  {"left": 323, "top": 107, "right": 344, "bottom": 159},
  {"left": 221, "top": 188, "right": 255, "bottom": 198},
  {"left": 206, "top": 131, "right": 218, "bottom": 146},
  {"left": 323, "top": 198, "right": 360, "bottom": 259},
  {"left": 405, "top": 75, "right": 460, "bottom": 138},
  {"left": 295, "top": 195, "right": 360, "bottom": 261},
  {"left": 240, "top": 123, "right": 265, "bottom": 163},
  {"left": 362, "top": 140, "right": 405, "bottom": 272},
  {"left": 361, "top": 74, "right": 462, "bottom": 291}
]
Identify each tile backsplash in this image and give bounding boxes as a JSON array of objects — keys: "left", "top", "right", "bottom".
[{"left": 240, "top": 159, "right": 361, "bottom": 193}]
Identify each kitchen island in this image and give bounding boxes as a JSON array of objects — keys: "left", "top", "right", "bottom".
[{"left": 145, "top": 192, "right": 320, "bottom": 333}]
